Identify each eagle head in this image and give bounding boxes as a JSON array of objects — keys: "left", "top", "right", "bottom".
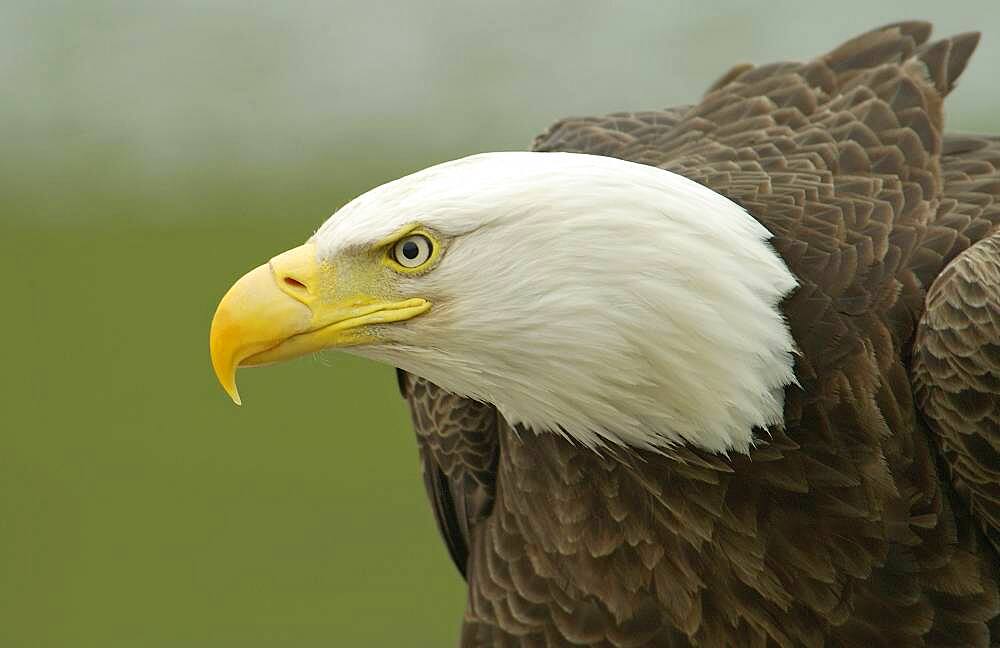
[{"left": 210, "top": 152, "right": 798, "bottom": 453}]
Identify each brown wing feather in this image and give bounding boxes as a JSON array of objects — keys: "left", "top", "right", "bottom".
[
  {"left": 912, "top": 133, "right": 1000, "bottom": 562},
  {"left": 533, "top": 107, "right": 692, "bottom": 157},
  {"left": 913, "top": 134, "right": 1000, "bottom": 286},
  {"left": 915, "top": 230, "right": 1000, "bottom": 553},
  {"left": 398, "top": 22, "right": 1000, "bottom": 646}
]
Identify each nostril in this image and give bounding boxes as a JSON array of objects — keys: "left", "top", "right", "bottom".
[{"left": 283, "top": 276, "right": 308, "bottom": 291}]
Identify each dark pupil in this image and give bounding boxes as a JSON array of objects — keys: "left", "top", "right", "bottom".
[{"left": 401, "top": 240, "right": 420, "bottom": 260}]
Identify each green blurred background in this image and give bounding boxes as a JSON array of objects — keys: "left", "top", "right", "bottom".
[{"left": 3, "top": 1, "right": 998, "bottom": 646}]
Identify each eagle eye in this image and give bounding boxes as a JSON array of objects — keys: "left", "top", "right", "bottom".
[{"left": 392, "top": 234, "right": 433, "bottom": 269}]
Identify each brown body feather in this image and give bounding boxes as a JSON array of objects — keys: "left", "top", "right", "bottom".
[{"left": 399, "top": 22, "right": 1000, "bottom": 647}]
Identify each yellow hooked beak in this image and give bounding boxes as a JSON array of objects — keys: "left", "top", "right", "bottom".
[{"left": 209, "top": 242, "right": 430, "bottom": 405}]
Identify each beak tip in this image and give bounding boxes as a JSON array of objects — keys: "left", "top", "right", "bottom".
[
  {"left": 211, "top": 353, "right": 243, "bottom": 406},
  {"left": 218, "top": 374, "right": 243, "bottom": 406}
]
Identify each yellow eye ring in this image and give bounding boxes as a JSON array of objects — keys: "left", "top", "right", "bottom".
[{"left": 380, "top": 226, "right": 442, "bottom": 274}]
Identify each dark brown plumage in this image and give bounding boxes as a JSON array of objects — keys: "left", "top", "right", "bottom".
[{"left": 399, "top": 22, "right": 1000, "bottom": 647}]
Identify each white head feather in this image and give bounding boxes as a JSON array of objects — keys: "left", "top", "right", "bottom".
[{"left": 313, "top": 152, "right": 798, "bottom": 454}]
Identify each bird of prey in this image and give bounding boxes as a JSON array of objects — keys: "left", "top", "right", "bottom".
[{"left": 209, "top": 21, "right": 1000, "bottom": 647}]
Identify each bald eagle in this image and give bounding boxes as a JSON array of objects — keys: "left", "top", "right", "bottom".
[{"left": 210, "top": 22, "right": 1000, "bottom": 647}]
